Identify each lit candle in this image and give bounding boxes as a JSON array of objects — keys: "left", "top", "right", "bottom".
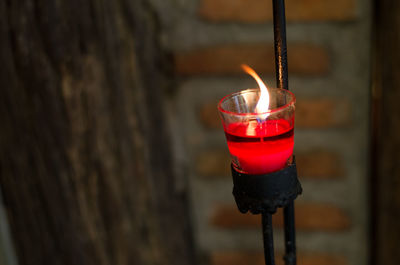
[{"left": 218, "top": 65, "right": 295, "bottom": 175}]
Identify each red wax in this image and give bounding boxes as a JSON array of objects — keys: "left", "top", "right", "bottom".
[{"left": 224, "top": 119, "right": 294, "bottom": 175}]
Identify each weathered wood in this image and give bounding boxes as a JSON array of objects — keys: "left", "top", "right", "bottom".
[
  {"left": 0, "top": 0, "right": 195, "bottom": 265},
  {"left": 373, "top": 0, "right": 400, "bottom": 264}
]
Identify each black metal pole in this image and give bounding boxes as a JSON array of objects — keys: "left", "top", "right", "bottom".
[
  {"left": 272, "top": 1, "right": 297, "bottom": 265},
  {"left": 262, "top": 213, "right": 275, "bottom": 265},
  {"left": 272, "top": 0, "right": 289, "bottom": 91},
  {"left": 283, "top": 202, "right": 296, "bottom": 265}
]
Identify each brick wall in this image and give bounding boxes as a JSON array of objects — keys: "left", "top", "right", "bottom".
[{"left": 152, "top": 0, "right": 371, "bottom": 264}]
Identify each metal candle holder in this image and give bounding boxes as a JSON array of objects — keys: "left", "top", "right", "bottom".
[
  {"left": 230, "top": 1, "right": 302, "bottom": 265},
  {"left": 231, "top": 158, "right": 302, "bottom": 265}
]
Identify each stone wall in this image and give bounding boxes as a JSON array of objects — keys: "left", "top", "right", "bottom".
[{"left": 152, "top": 0, "right": 372, "bottom": 264}]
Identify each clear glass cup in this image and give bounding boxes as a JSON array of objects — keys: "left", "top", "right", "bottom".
[{"left": 218, "top": 88, "right": 296, "bottom": 175}]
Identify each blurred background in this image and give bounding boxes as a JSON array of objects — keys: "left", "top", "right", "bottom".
[{"left": 0, "top": 0, "right": 398, "bottom": 265}]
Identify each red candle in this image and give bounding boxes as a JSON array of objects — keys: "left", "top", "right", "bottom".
[
  {"left": 224, "top": 119, "right": 294, "bottom": 175},
  {"left": 218, "top": 65, "right": 295, "bottom": 175}
]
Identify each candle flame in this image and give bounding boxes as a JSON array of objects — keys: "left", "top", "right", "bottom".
[{"left": 241, "top": 64, "right": 270, "bottom": 118}]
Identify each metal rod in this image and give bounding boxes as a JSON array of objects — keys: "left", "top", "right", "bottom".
[
  {"left": 272, "top": 0, "right": 289, "bottom": 91},
  {"left": 272, "top": 1, "right": 297, "bottom": 265},
  {"left": 262, "top": 213, "right": 275, "bottom": 265},
  {"left": 283, "top": 202, "right": 296, "bottom": 265}
]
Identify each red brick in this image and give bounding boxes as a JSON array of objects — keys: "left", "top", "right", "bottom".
[
  {"left": 210, "top": 203, "right": 351, "bottom": 231},
  {"left": 199, "top": 0, "right": 356, "bottom": 23},
  {"left": 199, "top": 102, "right": 220, "bottom": 129},
  {"left": 196, "top": 149, "right": 231, "bottom": 177},
  {"left": 211, "top": 251, "right": 263, "bottom": 265},
  {"left": 297, "top": 151, "right": 344, "bottom": 179},
  {"left": 199, "top": 98, "right": 349, "bottom": 130},
  {"left": 211, "top": 251, "right": 349, "bottom": 265},
  {"left": 296, "top": 99, "right": 351, "bottom": 128},
  {"left": 196, "top": 148, "right": 344, "bottom": 179},
  {"left": 200, "top": 101, "right": 222, "bottom": 129},
  {"left": 175, "top": 44, "right": 329, "bottom": 76}
]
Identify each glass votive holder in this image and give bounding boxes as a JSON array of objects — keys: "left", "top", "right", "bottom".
[{"left": 218, "top": 88, "right": 296, "bottom": 175}]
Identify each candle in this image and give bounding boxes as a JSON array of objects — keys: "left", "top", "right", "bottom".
[
  {"left": 218, "top": 65, "right": 295, "bottom": 175},
  {"left": 224, "top": 119, "right": 294, "bottom": 175}
]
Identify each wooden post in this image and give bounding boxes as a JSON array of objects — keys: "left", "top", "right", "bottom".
[
  {"left": 0, "top": 1, "right": 195, "bottom": 265},
  {"left": 373, "top": 0, "right": 400, "bottom": 264}
]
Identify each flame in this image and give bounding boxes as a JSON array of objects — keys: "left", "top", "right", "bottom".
[{"left": 241, "top": 64, "right": 270, "bottom": 116}]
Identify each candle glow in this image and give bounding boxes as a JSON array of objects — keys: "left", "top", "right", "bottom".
[
  {"left": 241, "top": 64, "right": 270, "bottom": 117},
  {"left": 218, "top": 65, "right": 295, "bottom": 175}
]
